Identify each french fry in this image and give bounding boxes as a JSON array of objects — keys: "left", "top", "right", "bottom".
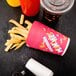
[
  {"left": 5, "top": 14, "right": 33, "bottom": 52},
  {"left": 20, "top": 14, "right": 24, "bottom": 24},
  {"left": 14, "top": 41, "right": 25, "bottom": 50},
  {"left": 25, "top": 20, "right": 32, "bottom": 26},
  {"left": 5, "top": 40, "right": 10, "bottom": 46},
  {"left": 8, "top": 29, "right": 27, "bottom": 38},
  {"left": 10, "top": 43, "right": 19, "bottom": 49},
  {"left": 10, "top": 34, "right": 25, "bottom": 40},
  {"left": 8, "top": 26, "right": 28, "bottom": 39},
  {"left": 5, "top": 39, "right": 14, "bottom": 46},
  {"left": 12, "top": 27, "right": 28, "bottom": 35},
  {"left": 5, "top": 43, "right": 13, "bottom": 52},
  {"left": 9, "top": 38, "right": 21, "bottom": 44},
  {"left": 25, "top": 20, "right": 32, "bottom": 30},
  {"left": 9, "top": 19, "right": 26, "bottom": 30}
]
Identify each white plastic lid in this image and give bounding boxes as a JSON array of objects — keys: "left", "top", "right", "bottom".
[
  {"left": 41, "top": 0, "right": 75, "bottom": 14},
  {"left": 25, "top": 58, "right": 54, "bottom": 76}
]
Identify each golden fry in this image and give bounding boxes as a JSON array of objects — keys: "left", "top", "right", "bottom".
[
  {"left": 5, "top": 40, "right": 12, "bottom": 46},
  {"left": 5, "top": 16, "right": 33, "bottom": 52},
  {"left": 25, "top": 20, "right": 32, "bottom": 30},
  {"left": 10, "top": 43, "right": 19, "bottom": 49},
  {"left": 9, "top": 19, "right": 26, "bottom": 30},
  {"left": 8, "top": 27, "right": 28, "bottom": 38},
  {"left": 9, "top": 38, "right": 21, "bottom": 44},
  {"left": 25, "top": 20, "right": 32, "bottom": 26},
  {"left": 20, "top": 14, "right": 24, "bottom": 24},
  {"left": 14, "top": 41, "right": 25, "bottom": 50},
  {"left": 10, "top": 34, "right": 25, "bottom": 40},
  {"left": 5, "top": 43, "right": 13, "bottom": 52},
  {"left": 8, "top": 29, "right": 26, "bottom": 38},
  {"left": 12, "top": 27, "right": 28, "bottom": 35}
]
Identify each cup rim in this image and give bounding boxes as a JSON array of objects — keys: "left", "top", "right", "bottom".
[
  {"left": 61, "top": 38, "right": 70, "bottom": 56},
  {"left": 40, "top": 0, "right": 75, "bottom": 14}
]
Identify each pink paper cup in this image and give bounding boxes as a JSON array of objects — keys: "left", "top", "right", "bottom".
[{"left": 26, "top": 21, "right": 70, "bottom": 56}]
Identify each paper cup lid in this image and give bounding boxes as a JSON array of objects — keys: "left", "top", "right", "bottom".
[{"left": 41, "top": 0, "right": 75, "bottom": 14}]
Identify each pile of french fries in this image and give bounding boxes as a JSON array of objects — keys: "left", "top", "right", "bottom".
[{"left": 5, "top": 14, "right": 32, "bottom": 52}]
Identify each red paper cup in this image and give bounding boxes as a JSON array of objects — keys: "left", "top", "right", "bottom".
[{"left": 26, "top": 21, "right": 70, "bottom": 56}]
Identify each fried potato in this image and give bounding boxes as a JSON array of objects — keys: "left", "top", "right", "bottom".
[
  {"left": 20, "top": 14, "right": 24, "bottom": 24},
  {"left": 5, "top": 14, "right": 32, "bottom": 52}
]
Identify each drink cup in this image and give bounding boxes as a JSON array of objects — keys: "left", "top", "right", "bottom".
[
  {"left": 26, "top": 21, "right": 70, "bottom": 56},
  {"left": 40, "top": 0, "right": 75, "bottom": 23}
]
